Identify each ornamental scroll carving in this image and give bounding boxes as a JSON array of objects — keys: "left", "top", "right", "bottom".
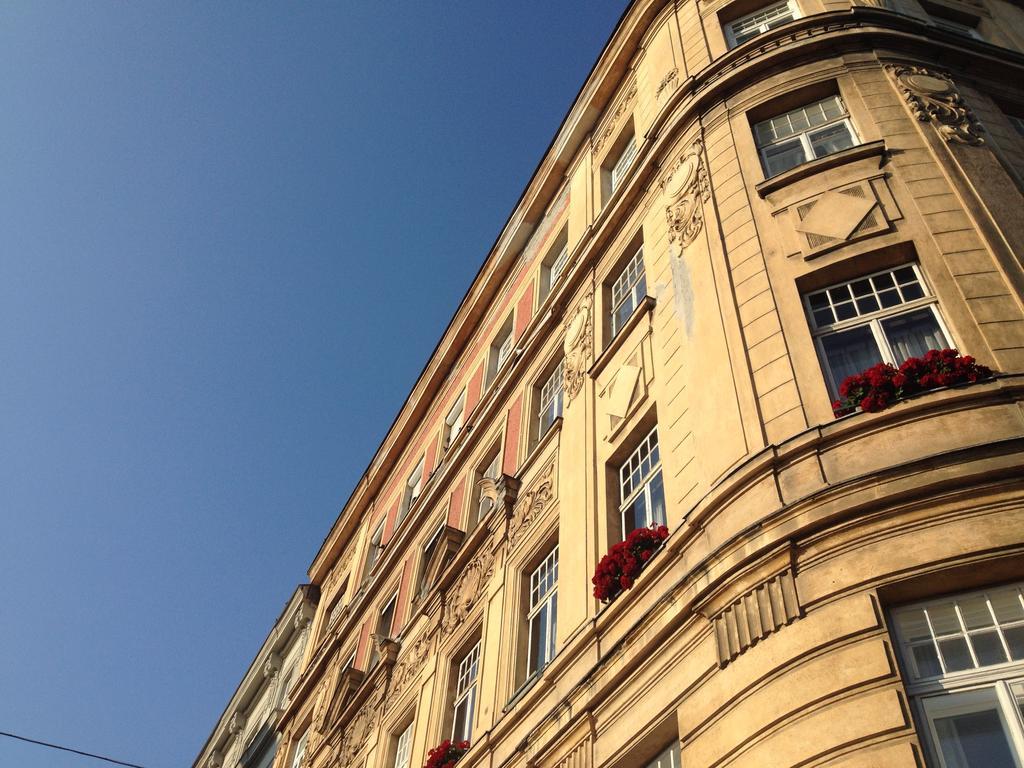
[
  {"left": 508, "top": 461, "right": 555, "bottom": 549},
  {"left": 593, "top": 82, "right": 638, "bottom": 155},
  {"left": 662, "top": 139, "right": 710, "bottom": 248},
  {"left": 441, "top": 539, "right": 498, "bottom": 635},
  {"left": 337, "top": 687, "right": 383, "bottom": 767},
  {"left": 887, "top": 65, "right": 984, "bottom": 145},
  {"left": 562, "top": 293, "right": 593, "bottom": 402},
  {"left": 384, "top": 628, "right": 434, "bottom": 711}
]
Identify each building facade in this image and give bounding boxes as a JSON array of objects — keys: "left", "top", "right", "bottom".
[
  {"left": 268, "top": 1, "right": 1024, "bottom": 767},
  {"left": 195, "top": 586, "right": 318, "bottom": 768}
]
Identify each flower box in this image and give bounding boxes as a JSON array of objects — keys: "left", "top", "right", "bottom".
[
  {"left": 424, "top": 739, "right": 470, "bottom": 768},
  {"left": 832, "top": 349, "right": 993, "bottom": 417},
  {"left": 592, "top": 525, "right": 669, "bottom": 603}
]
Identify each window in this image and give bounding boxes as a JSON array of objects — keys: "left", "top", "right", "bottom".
[
  {"left": 610, "top": 134, "right": 638, "bottom": 195},
  {"left": 443, "top": 392, "right": 467, "bottom": 451},
  {"left": 645, "top": 742, "right": 681, "bottom": 768},
  {"left": 541, "top": 228, "right": 571, "bottom": 302},
  {"left": 363, "top": 520, "right": 386, "bottom": 580},
  {"left": 527, "top": 546, "right": 559, "bottom": 677},
  {"left": 725, "top": 0, "right": 800, "bottom": 47},
  {"left": 610, "top": 246, "right": 648, "bottom": 337},
  {"left": 804, "top": 264, "right": 952, "bottom": 397},
  {"left": 369, "top": 592, "right": 398, "bottom": 668},
  {"left": 452, "top": 642, "right": 481, "bottom": 742},
  {"left": 548, "top": 243, "right": 571, "bottom": 290},
  {"left": 537, "top": 360, "right": 565, "bottom": 439},
  {"left": 753, "top": 95, "right": 858, "bottom": 177},
  {"left": 398, "top": 457, "right": 425, "bottom": 525},
  {"left": 923, "top": 3, "right": 984, "bottom": 39},
  {"left": 932, "top": 15, "right": 983, "bottom": 38},
  {"left": 289, "top": 731, "right": 308, "bottom": 768},
  {"left": 487, "top": 315, "right": 515, "bottom": 386},
  {"left": 892, "top": 583, "right": 1024, "bottom": 767},
  {"left": 417, "top": 522, "right": 446, "bottom": 596},
  {"left": 472, "top": 447, "right": 502, "bottom": 530},
  {"left": 619, "top": 426, "right": 666, "bottom": 536},
  {"left": 393, "top": 721, "right": 414, "bottom": 768}
]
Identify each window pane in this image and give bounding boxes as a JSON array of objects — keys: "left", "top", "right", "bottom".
[
  {"left": 960, "top": 596, "right": 995, "bottom": 630},
  {"left": 763, "top": 138, "right": 807, "bottom": 176},
  {"left": 820, "top": 325, "right": 883, "bottom": 390},
  {"left": 809, "top": 122, "right": 855, "bottom": 158},
  {"left": 912, "top": 642, "right": 943, "bottom": 678},
  {"left": 881, "top": 308, "right": 949, "bottom": 363},
  {"left": 649, "top": 471, "right": 666, "bottom": 527},
  {"left": 930, "top": 604, "right": 962, "bottom": 635},
  {"left": 1004, "top": 626, "right": 1024, "bottom": 660},
  {"left": 969, "top": 631, "right": 1008, "bottom": 666},
  {"left": 939, "top": 636, "right": 974, "bottom": 672},
  {"left": 529, "top": 608, "right": 547, "bottom": 674},
  {"left": 934, "top": 708, "right": 1018, "bottom": 768},
  {"left": 991, "top": 590, "right": 1024, "bottom": 623}
]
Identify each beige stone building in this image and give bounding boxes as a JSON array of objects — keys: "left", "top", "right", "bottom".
[
  {"left": 268, "top": 1, "right": 1024, "bottom": 766},
  {"left": 195, "top": 586, "right": 317, "bottom": 768}
]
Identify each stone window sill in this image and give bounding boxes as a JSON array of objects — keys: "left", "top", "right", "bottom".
[{"left": 755, "top": 140, "right": 886, "bottom": 198}]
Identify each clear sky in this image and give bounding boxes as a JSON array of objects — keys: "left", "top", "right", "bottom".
[{"left": 0, "top": 2, "right": 628, "bottom": 766}]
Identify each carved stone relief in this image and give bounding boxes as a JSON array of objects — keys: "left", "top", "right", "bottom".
[
  {"left": 508, "top": 461, "right": 556, "bottom": 549},
  {"left": 441, "top": 538, "right": 498, "bottom": 635},
  {"left": 887, "top": 64, "right": 984, "bottom": 145},
  {"left": 661, "top": 139, "right": 711, "bottom": 249},
  {"left": 656, "top": 68, "right": 679, "bottom": 101},
  {"left": 710, "top": 566, "right": 802, "bottom": 666},
  {"left": 599, "top": 363, "right": 642, "bottom": 439},
  {"left": 337, "top": 687, "right": 383, "bottom": 767},
  {"left": 562, "top": 293, "right": 594, "bottom": 402},
  {"left": 385, "top": 628, "right": 434, "bottom": 711}
]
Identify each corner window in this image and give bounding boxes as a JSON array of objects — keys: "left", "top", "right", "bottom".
[
  {"left": 541, "top": 228, "right": 571, "bottom": 302},
  {"left": 363, "top": 520, "right": 386, "bottom": 579},
  {"left": 645, "top": 742, "right": 681, "bottom": 768},
  {"left": 369, "top": 592, "right": 398, "bottom": 668},
  {"left": 610, "top": 246, "right": 648, "bottom": 337},
  {"left": 392, "top": 721, "right": 414, "bottom": 768},
  {"left": 443, "top": 392, "right": 467, "bottom": 451},
  {"left": 537, "top": 359, "right": 565, "bottom": 439},
  {"left": 398, "top": 457, "right": 425, "bottom": 525},
  {"left": 452, "top": 641, "right": 481, "bottom": 742},
  {"left": 289, "top": 731, "right": 308, "bottom": 768},
  {"left": 487, "top": 315, "right": 515, "bottom": 387},
  {"left": 610, "top": 134, "right": 639, "bottom": 195},
  {"left": 804, "top": 264, "right": 951, "bottom": 397},
  {"left": 471, "top": 446, "right": 502, "bottom": 531},
  {"left": 527, "top": 546, "right": 559, "bottom": 677},
  {"left": 619, "top": 426, "right": 666, "bottom": 536},
  {"left": 753, "top": 95, "right": 857, "bottom": 177},
  {"left": 891, "top": 583, "right": 1024, "bottom": 767},
  {"left": 725, "top": 0, "right": 800, "bottom": 47}
]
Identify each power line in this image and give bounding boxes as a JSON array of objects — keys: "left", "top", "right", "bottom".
[{"left": 0, "top": 729, "right": 151, "bottom": 768}]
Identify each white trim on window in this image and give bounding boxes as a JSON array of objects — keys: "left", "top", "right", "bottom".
[
  {"left": 537, "top": 359, "right": 565, "bottom": 438},
  {"left": 645, "top": 742, "right": 681, "bottom": 768},
  {"left": 803, "top": 264, "right": 953, "bottom": 397},
  {"left": 398, "top": 457, "right": 425, "bottom": 524},
  {"left": 619, "top": 426, "right": 666, "bottom": 535},
  {"left": 444, "top": 391, "right": 467, "bottom": 451},
  {"left": 725, "top": 0, "right": 800, "bottom": 47},
  {"left": 610, "top": 246, "right": 647, "bottom": 337},
  {"left": 393, "top": 721, "right": 414, "bottom": 768},
  {"left": 753, "top": 95, "right": 858, "bottom": 177},
  {"left": 290, "top": 730, "right": 308, "bottom": 768},
  {"left": 452, "top": 641, "right": 481, "bottom": 742},
  {"left": 610, "top": 134, "right": 638, "bottom": 194},
  {"left": 527, "top": 546, "right": 559, "bottom": 677}
]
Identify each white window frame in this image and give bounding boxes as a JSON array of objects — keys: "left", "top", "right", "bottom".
[
  {"left": 537, "top": 359, "right": 565, "bottom": 438},
  {"left": 610, "top": 246, "right": 647, "bottom": 337},
  {"left": 364, "top": 520, "right": 386, "bottom": 577},
  {"left": 610, "top": 134, "right": 638, "bottom": 194},
  {"left": 527, "top": 546, "right": 559, "bottom": 677},
  {"left": 619, "top": 426, "right": 665, "bottom": 535},
  {"left": 725, "top": 0, "right": 800, "bottom": 48},
  {"left": 418, "top": 520, "right": 446, "bottom": 595},
  {"left": 398, "top": 457, "right": 425, "bottom": 524},
  {"left": 290, "top": 730, "right": 308, "bottom": 768},
  {"left": 476, "top": 448, "right": 502, "bottom": 524},
  {"left": 452, "top": 641, "right": 481, "bottom": 742},
  {"left": 891, "top": 583, "right": 1024, "bottom": 767},
  {"left": 645, "top": 742, "right": 681, "bottom": 768},
  {"left": 443, "top": 392, "right": 466, "bottom": 451},
  {"left": 804, "top": 264, "right": 953, "bottom": 397},
  {"left": 548, "top": 243, "right": 571, "bottom": 290},
  {"left": 393, "top": 721, "right": 414, "bottom": 768},
  {"left": 753, "top": 95, "right": 858, "bottom": 177},
  {"left": 487, "top": 316, "right": 516, "bottom": 386}
]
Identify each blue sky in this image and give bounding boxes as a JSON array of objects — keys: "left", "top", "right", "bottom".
[{"left": 0, "top": 2, "right": 627, "bottom": 766}]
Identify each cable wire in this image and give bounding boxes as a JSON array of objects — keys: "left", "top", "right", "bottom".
[{"left": 0, "top": 729, "right": 150, "bottom": 768}]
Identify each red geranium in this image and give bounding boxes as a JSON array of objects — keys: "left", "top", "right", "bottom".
[
  {"left": 592, "top": 525, "right": 670, "bottom": 603},
  {"left": 424, "top": 740, "right": 470, "bottom": 768},
  {"left": 832, "top": 349, "right": 992, "bottom": 417}
]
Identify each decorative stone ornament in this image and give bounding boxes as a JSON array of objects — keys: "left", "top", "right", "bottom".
[
  {"left": 337, "top": 687, "right": 383, "bottom": 766},
  {"left": 662, "top": 139, "right": 711, "bottom": 247},
  {"left": 441, "top": 537, "right": 498, "bottom": 635},
  {"left": 887, "top": 65, "right": 984, "bottom": 145},
  {"left": 562, "top": 293, "right": 594, "bottom": 402},
  {"left": 385, "top": 628, "right": 434, "bottom": 710},
  {"left": 508, "top": 461, "right": 555, "bottom": 549}
]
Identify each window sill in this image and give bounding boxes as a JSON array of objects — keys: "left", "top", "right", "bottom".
[
  {"left": 590, "top": 295, "right": 656, "bottom": 380},
  {"left": 755, "top": 140, "right": 886, "bottom": 198},
  {"left": 504, "top": 670, "right": 543, "bottom": 712}
]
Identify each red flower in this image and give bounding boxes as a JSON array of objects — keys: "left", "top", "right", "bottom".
[
  {"left": 592, "top": 524, "right": 670, "bottom": 603},
  {"left": 832, "top": 349, "right": 994, "bottom": 418},
  {"left": 424, "top": 740, "right": 470, "bottom": 768}
]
